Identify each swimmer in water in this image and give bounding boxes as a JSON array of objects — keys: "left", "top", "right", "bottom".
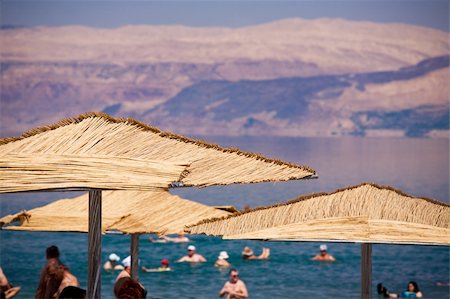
[
  {"left": 215, "top": 251, "right": 231, "bottom": 268},
  {"left": 103, "top": 253, "right": 124, "bottom": 271},
  {"left": 311, "top": 244, "right": 335, "bottom": 262},
  {"left": 177, "top": 245, "right": 207, "bottom": 263},
  {"left": 241, "top": 246, "right": 270, "bottom": 260},
  {"left": 142, "top": 259, "right": 172, "bottom": 272},
  {"left": 377, "top": 281, "right": 423, "bottom": 298},
  {"left": 162, "top": 233, "right": 190, "bottom": 243},
  {"left": 219, "top": 268, "right": 248, "bottom": 299}
]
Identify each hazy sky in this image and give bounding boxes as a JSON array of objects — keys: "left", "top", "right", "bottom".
[{"left": 1, "top": 0, "right": 449, "bottom": 32}]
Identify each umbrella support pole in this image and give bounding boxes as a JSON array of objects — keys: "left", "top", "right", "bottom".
[
  {"left": 361, "top": 243, "right": 372, "bottom": 299},
  {"left": 88, "top": 189, "right": 102, "bottom": 299},
  {"left": 131, "top": 233, "right": 140, "bottom": 280}
]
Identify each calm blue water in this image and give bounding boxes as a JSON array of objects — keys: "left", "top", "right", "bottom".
[{"left": 1, "top": 137, "right": 449, "bottom": 298}]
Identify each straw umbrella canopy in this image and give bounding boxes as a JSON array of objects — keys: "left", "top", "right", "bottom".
[
  {"left": 187, "top": 183, "right": 450, "bottom": 298},
  {"left": 187, "top": 183, "right": 449, "bottom": 245},
  {"left": 0, "top": 190, "right": 232, "bottom": 234},
  {"left": 0, "top": 112, "right": 316, "bottom": 298},
  {"left": 0, "top": 112, "right": 315, "bottom": 192}
]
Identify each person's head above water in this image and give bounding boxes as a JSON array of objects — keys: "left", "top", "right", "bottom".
[
  {"left": 407, "top": 281, "right": 420, "bottom": 293},
  {"left": 187, "top": 245, "right": 196, "bottom": 256},
  {"left": 109, "top": 253, "right": 121, "bottom": 262},
  {"left": 218, "top": 251, "right": 229, "bottom": 260},
  {"left": 122, "top": 256, "right": 140, "bottom": 268},
  {"left": 242, "top": 247, "right": 254, "bottom": 257},
  {"left": 229, "top": 268, "right": 239, "bottom": 283},
  {"left": 46, "top": 245, "right": 60, "bottom": 260}
]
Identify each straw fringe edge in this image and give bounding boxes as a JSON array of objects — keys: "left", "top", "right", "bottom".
[
  {"left": 0, "top": 112, "right": 315, "bottom": 174},
  {"left": 185, "top": 182, "right": 450, "bottom": 230}
]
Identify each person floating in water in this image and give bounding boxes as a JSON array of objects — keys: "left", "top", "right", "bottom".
[
  {"left": 311, "top": 244, "right": 336, "bottom": 262},
  {"left": 177, "top": 245, "right": 207, "bottom": 263},
  {"left": 162, "top": 233, "right": 190, "bottom": 243},
  {"left": 104, "top": 253, "right": 124, "bottom": 271},
  {"left": 149, "top": 233, "right": 190, "bottom": 243},
  {"left": 241, "top": 246, "right": 270, "bottom": 260},
  {"left": 219, "top": 268, "right": 248, "bottom": 299},
  {"left": 377, "top": 281, "right": 423, "bottom": 298},
  {"left": 148, "top": 234, "right": 168, "bottom": 243},
  {"left": 215, "top": 251, "right": 231, "bottom": 268},
  {"left": 436, "top": 281, "right": 450, "bottom": 286},
  {"left": 142, "top": 259, "right": 172, "bottom": 272}
]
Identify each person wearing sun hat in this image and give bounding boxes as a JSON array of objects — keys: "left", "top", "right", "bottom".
[
  {"left": 115, "top": 255, "right": 141, "bottom": 282},
  {"left": 241, "top": 246, "right": 270, "bottom": 260},
  {"left": 177, "top": 245, "right": 207, "bottom": 263},
  {"left": 215, "top": 251, "right": 231, "bottom": 268},
  {"left": 103, "top": 253, "right": 125, "bottom": 271},
  {"left": 311, "top": 244, "right": 336, "bottom": 261}
]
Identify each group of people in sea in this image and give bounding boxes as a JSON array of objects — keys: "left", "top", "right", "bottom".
[
  {"left": 104, "top": 240, "right": 432, "bottom": 299},
  {"left": 0, "top": 241, "right": 444, "bottom": 299},
  {"left": 102, "top": 239, "right": 336, "bottom": 299}
]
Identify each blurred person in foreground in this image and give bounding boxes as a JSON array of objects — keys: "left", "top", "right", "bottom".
[
  {"left": 114, "top": 277, "right": 147, "bottom": 299},
  {"left": 0, "top": 267, "right": 21, "bottom": 299},
  {"left": 35, "top": 245, "right": 79, "bottom": 299}
]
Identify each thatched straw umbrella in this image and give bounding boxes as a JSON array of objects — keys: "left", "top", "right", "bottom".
[
  {"left": 0, "top": 190, "right": 232, "bottom": 234},
  {"left": 0, "top": 112, "right": 316, "bottom": 298},
  {"left": 187, "top": 183, "right": 450, "bottom": 299}
]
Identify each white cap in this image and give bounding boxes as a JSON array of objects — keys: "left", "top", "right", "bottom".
[
  {"left": 187, "top": 245, "right": 196, "bottom": 251},
  {"left": 218, "top": 251, "right": 229, "bottom": 260},
  {"left": 320, "top": 244, "right": 327, "bottom": 251},
  {"left": 108, "top": 253, "right": 120, "bottom": 261},
  {"left": 122, "top": 256, "right": 131, "bottom": 267},
  {"left": 122, "top": 255, "right": 140, "bottom": 267}
]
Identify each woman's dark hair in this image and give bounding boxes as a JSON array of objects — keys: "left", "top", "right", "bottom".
[
  {"left": 59, "top": 286, "right": 86, "bottom": 299},
  {"left": 46, "top": 245, "right": 60, "bottom": 259},
  {"left": 114, "top": 277, "right": 147, "bottom": 299},
  {"left": 408, "top": 281, "right": 420, "bottom": 292},
  {"left": 35, "top": 262, "right": 64, "bottom": 299}
]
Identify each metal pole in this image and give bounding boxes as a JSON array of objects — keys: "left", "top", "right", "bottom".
[
  {"left": 88, "top": 190, "right": 102, "bottom": 299},
  {"left": 131, "top": 233, "right": 140, "bottom": 280},
  {"left": 361, "top": 243, "right": 372, "bottom": 299}
]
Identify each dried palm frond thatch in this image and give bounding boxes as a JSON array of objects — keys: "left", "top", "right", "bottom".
[
  {"left": 0, "top": 190, "right": 232, "bottom": 234},
  {"left": 0, "top": 112, "right": 316, "bottom": 193},
  {"left": 187, "top": 183, "right": 450, "bottom": 245},
  {"left": 0, "top": 153, "right": 189, "bottom": 193}
]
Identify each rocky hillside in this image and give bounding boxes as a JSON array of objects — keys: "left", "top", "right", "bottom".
[
  {"left": 1, "top": 18, "right": 449, "bottom": 137},
  {"left": 145, "top": 55, "right": 449, "bottom": 137}
]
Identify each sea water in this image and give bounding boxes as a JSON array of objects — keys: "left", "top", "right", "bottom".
[{"left": 1, "top": 137, "right": 449, "bottom": 298}]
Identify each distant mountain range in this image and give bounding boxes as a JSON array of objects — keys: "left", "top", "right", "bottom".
[{"left": 1, "top": 18, "right": 449, "bottom": 137}]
